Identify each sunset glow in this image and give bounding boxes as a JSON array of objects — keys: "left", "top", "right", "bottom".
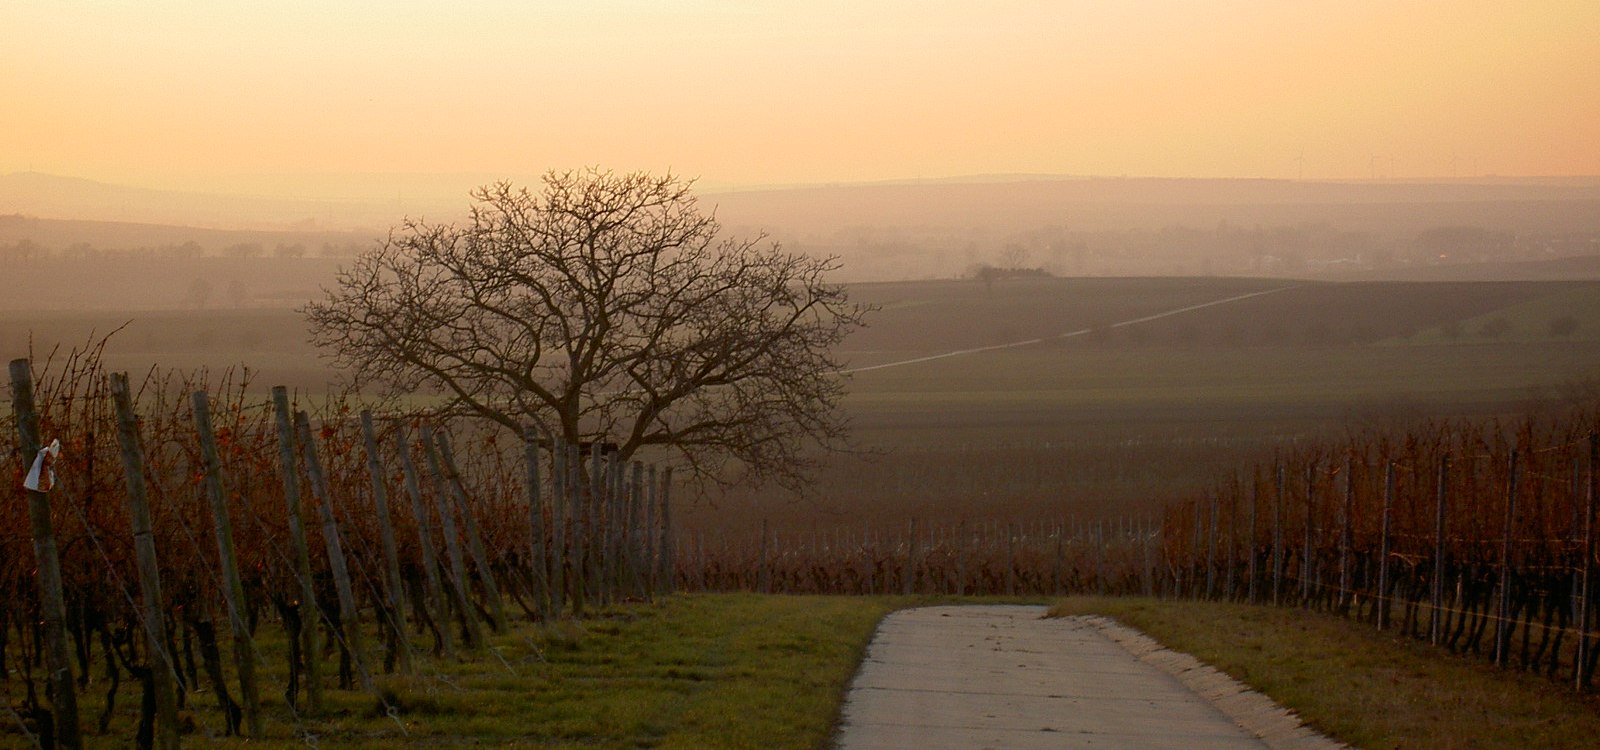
[{"left": 4, "top": 1, "right": 1598, "bottom": 193}]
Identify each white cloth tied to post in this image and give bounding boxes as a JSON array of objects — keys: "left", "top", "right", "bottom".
[{"left": 23, "top": 438, "right": 61, "bottom": 493}]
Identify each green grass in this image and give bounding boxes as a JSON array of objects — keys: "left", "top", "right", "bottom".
[
  {"left": 4, "top": 594, "right": 902, "bottom": 749},
  {"left": 1049, "top": 597, "right": 1600, "bottom": 749}
]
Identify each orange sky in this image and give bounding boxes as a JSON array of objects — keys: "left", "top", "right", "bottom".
[{"left": 4, "top": 1, "right": 1598, "bottom": 194}]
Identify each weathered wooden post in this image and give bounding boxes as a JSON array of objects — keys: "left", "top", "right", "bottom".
[
  {"left": 1577, "top": 433, "right": 1596, "bottom": 691},
  {"left": 1206, "top": 493, "right": 1219, "bottom": 600},
  {"left": 1005, "top": 523, "right": 1018, "bottom": 596},
  {"left": 297, "top": 410, "right": 375, "bottom": 691},
  {"left": 1494, "top": 448, "right": 1519, "bottom": 667},
  {"left": 524, "top": 427, "right": 551, "bottom": 621},
  {"left": 361, "top": 410, "right": 413, "bottom": 673},
  {"left": 1142, "top": 520, "right": 1157, "bottom": 598},
  {"left": 1272, "top": 463, "right": 1285, "bottom": 606},
  {"left": 397, "top": 425, "right": 453, "bottom": 657},
  {"left": 658, "top": 466, "right": 675, "bottom": 595},
  {"left": 1302, "top": 465, "right": 1316, "bottom": 608},
  {"left": 955, "top": 519, "right": 969, "bottom": 596},
  {"left": 642, "top": 463, "right": 657, "bottom": 600},
  {"left": 271, "top": 388, "right": 323, "bottom": 711},
  {"left": 1224, "top": 490, "right": 1237, "bottom": 601},
  {"left": 421, "top": 426, "right": 484, "bottom": 647},
  {"left": 569, "top": 444, "right": 587, "bottom": 616},
  {"left": 1431, "top": 454, "right": 1450, "bottom": 646},
  {"left": 628, "top": 461, "right": 646, "bottom": 599},
  {"left": 1051, "top": 523, "right": 1064, "bottom": 595},
  {"left": 758, "top": 518, "right": 772, "bottom": 594},
  {"left": 193, "top": 391, "right": 264, "bottom": 736},
  {"left": 589, "top": 442, "right": 605, "bottom": 607},
  {"left": 1247, "top": 475, "right": 1259, "bottom": 604},
  {"left": 435, "top": 431, "right": 508, "bottom": 633},
  {"left": 1339, "top": 456, "right": 1355, "bottom": 616},
  {"left": 110, "top": 373, "right": 180, "bottom": 750},
  {"left": 1377, "top": 461, "right": 1396, "bottom": 630},
  {"left": 9, "top": 359, "right": 83, "bottom": 749},
  {"left": 550, "top": 438, "right": 568, "bottom": 616}
]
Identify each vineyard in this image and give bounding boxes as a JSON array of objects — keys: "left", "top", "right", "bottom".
[
  {"left": 3, "top": 349, "right": 676, "bottom": 748},
  {"left": 679, "top": 406, "right": 1600, "bottom": 693},
  {"left": 8, "top": 278, "right": 1600, "bottom": 747}
]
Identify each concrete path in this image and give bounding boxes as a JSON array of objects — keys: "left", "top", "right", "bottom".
[{"left": 834, "top": 605, "right": 1340, "bottom": 750}]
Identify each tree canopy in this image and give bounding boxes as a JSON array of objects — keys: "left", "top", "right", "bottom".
[{"left": 305, "top": 169, "right": 869, "bottom": 488}]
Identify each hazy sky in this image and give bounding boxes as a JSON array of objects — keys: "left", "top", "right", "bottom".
[{"left": 5, "top": 1, "right": 1598, "bottom": 193}]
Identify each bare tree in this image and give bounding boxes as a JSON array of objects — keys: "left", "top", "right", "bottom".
[{"left": 305, "top": 169, "right": 869, "bottom": 489}]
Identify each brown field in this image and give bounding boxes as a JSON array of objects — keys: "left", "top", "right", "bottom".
[{"left": 6, "top": 275, "right": 1600, "bottom": 537}]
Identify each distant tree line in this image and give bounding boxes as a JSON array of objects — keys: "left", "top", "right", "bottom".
[{"left": 0, "top": 238, "right": 370, "bottom": 263}]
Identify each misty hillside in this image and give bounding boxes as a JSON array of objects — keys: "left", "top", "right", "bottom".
[{"left": 5, "top": 171, "right": 1600, "bottom": 284}]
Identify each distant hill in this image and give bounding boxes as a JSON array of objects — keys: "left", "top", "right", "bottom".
[
  {"left": 704, "top": 176, "right": 1600, "bottom": 236},
  {"left": 7, "top": 171, "right": 1600, "bottom": 282},
  {"left": 0, "top": 172, "right": 399, "bottom": 230},
  {"left": 1334, "top": 253, "right": 1600, "bottom": 282},
  {"left": 0, "top": 214, "right": 381, "bottom": 258}
]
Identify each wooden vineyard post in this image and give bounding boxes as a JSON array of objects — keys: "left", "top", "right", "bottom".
[
  {"left": 1094, "top": 521, "right": 1107, "bottom": 596},
  {"left": 1224, "top": 491, "right": 1237, "bottom": 601},
  {"left": 397, "top": 426, "right": 454, "bottom": 656},
  {"left": 192, "top": 391, "right": 264, "bottom": 736},
  {"left": 421, "top": 426, "right": 484, "bottom": 647},
  {"left": 1339, "top": 456, "right": 1355, "bottom": 616},
  {"left": 435, "top": 432, "right": 509, "bottom": 633},
  {"left": 296, "top": 411, "right": 375, "bottom": 691},
  {"left": 658, "top": 466, "right": 675, "bottom": 595},
  {"left": 1189, "top": 502, "right": 1203, "bottom": 599},
  {"left": 1301, "top": 466, "right": 1316, "bottom": 608},
  {"left": 11, "top": 360, "right": 83, "bottom": 749},
  {"left": 1431, "top": 454, "right": 1450, "bottom": 646},
  {"left": 524, "top": 428, "right": 551, "bottom": 621},
  {"left": 569, "top": 444, "right": 587, "bottom": 616},
  {"left": 1247, "top": 475, "right": 1259, "bottom": 604},
  {"left": 1494, "top": 448, "right": 1519, "bottom": 667},
  {"left": 956, "top": 520, "right": 969, "bottom": 596},
  {"left": 643, "top": 463, "right": 657, "bottom": 600},
  {"left": 1272, "top": 463, "right": 1285, "bottom": 606},
  {"left": 1005, "top": 524, "right": 1018, "bottom": 596},
  {"left": 361, "top": 410, "right": 413, "bottom": 673},
  {"left": 110, "top": 373, "right": 180, "bottom": 750},
  {"left": 1577, "top": 433, "right": 1596, "bottom": 691},
  {"left": 905, "top": 518, "right": 920, "bottom": 596},
  {"left": 1206, "top": 493, "right": 1219, "bottom": 600},
  {"left": 759, "top": 519, "right": 772, "bottom": 594},
  {"left": 550, "top": 439, "right": 568, "bottom": 616},
  {"left": 1051, "top": 524, "right": 1064, "bottom": 596},
  {"left": 610, "top": 458, "right": 627, "bottom": 601},
  {"left": 1141, "top": 520, "right": 1154, "bottom": 598},
  {"left": 629, "top": 461, "right": 646, "bottom": 599},
  {"left": 1377, "top": 461, "right": 1396, "bottom": 630},
  {"left": 599, "top": 454, "right": 615, "bottom": 604},
  {"left": 590, "top": 443, "right": 606, "bottom": 607},
  {"left": 271, "top": 388, "right": 323, "bottom": 712}
]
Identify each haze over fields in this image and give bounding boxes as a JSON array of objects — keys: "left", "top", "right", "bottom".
[
  {"left": 5, "top": 1, "right": 1600, "bottom": 522},
  {"left": 6, "top": 2, "right": 1600, "bottom": 293}
]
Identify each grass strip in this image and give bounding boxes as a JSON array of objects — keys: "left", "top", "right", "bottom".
[
  {"left": 1050, "top": 597, "right": 1600, "bottom": 749},
  {"left": 12, "top": 594, "right": 900, "bottom": 749}
]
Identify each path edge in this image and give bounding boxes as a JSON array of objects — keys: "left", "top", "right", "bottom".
[{"left": 1075, "top": 614, "right": 1352, "bottom": 750}]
